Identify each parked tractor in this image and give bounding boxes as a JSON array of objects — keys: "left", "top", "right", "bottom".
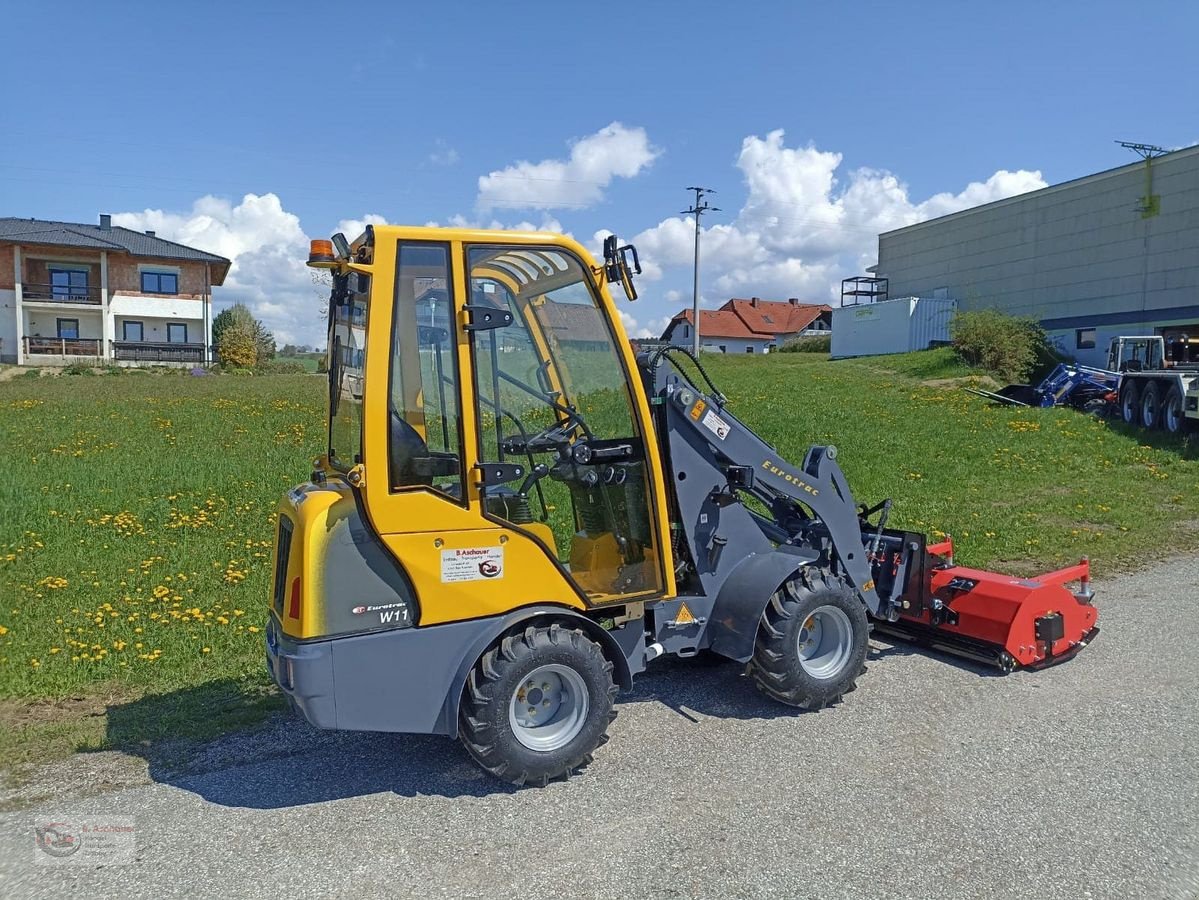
[{"left": 265, "top": 225, "right": 1097, "bottom": 785}]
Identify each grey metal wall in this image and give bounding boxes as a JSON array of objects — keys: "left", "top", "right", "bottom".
[{"left": 875, "top": 146, "right": 1199, "bottom": 364}]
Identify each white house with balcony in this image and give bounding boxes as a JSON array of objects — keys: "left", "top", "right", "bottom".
[{"left": 0, "top": 214, "right": 230, "bottom": 366}]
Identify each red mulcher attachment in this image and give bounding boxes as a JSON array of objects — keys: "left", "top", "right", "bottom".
[{"left": 872, "top": 535, "right": 1099, "bottom": 672}]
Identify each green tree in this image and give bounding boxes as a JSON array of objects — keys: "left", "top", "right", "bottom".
[{"left": 213, "top": 303, "right": 276, "bottom": 365}]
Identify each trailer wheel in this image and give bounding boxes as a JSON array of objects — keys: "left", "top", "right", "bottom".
[
  {"left": 1120, "top": 382, "right": 1140, "bottom": 425},
  {"left": 749, "top": 569, "right": 869, "bottom": 710},
  {"left": 458, "top": 623, "right": 617, "bottom": 786},
  {"left": 1163, "top": 385, "right": 1185, "bottom": 434},
  {"left": 1140, "top": 381, "right": 1163, "bottom": 430}
]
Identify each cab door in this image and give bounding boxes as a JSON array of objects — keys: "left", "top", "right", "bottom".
[
  {"left": 360, "top": 236, "right": 588, "bottom": 626},
  {"left": 464, "top": 243, "right": 668, "bottom": 604}
]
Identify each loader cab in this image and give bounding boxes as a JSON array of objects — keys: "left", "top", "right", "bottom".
[{"left": 317, "top": 226, "right": 670, "bottom": 626}]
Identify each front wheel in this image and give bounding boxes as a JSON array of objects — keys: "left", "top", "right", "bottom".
[
  {"left": 459, "top": 624, "right": 617, "bottom": 786},
  {"left": 750, "top": 569, "right": 869, "bottom": 709}
]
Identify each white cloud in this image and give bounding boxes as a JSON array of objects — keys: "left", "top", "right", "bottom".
[
  {"left": 335, "top": 213, "right": 388, "bottom": 239},
  {"left": 477, "top": 122, "right": 660, "bottom": 211},
  {"left": 441, "top": 213, "right": 567, "bottom": 235},
  {"left": 114, "top": 194, "right": 383, "bottom": 348},
  {"left": 632, "top": 129, "right": 1045, "bottom": 306}
]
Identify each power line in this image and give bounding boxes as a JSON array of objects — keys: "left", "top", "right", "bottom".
[{"left": 681, "top": 186, "right": 720, "bottom": 355}]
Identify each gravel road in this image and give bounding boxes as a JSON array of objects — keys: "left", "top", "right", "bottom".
[{"left": 2, "top": 558, "right": 1197, "bottom": 900}]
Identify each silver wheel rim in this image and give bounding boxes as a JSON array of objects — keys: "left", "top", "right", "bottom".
[
  {"left": 1122, "top": 390, "right": 1137, "bottom": 422},
  {"left": 1165, "top": 394, "right": 1182, "bottom": 432},
  {"left": 1142, "top": 391, "right": 1158, "bottom": 427},
  {"left": 508, "top": 664, "right": 589, "bottom": 752},
  {"left": 796, "top": 605, "right": 854, "bottom": 680}
]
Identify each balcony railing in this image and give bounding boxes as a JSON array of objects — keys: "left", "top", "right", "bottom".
[
  {"left": 111, "top": 341, "right": 206, "bottom": 363},
  {"left": 24, "top": 336, "right": 103, "bottom": 356},
  {"left": 21, "top": 283, "right": 103, "bottom": 304}
]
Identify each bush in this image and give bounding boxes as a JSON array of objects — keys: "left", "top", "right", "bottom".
[
  {"left": 213, "top": 304, "right": 276, "bottom": 365},
  {"left": 257, "top": 360, "right": 307, "bottom": 375},
  {"left": 950, "top": 309, "right": 1050, "bottom": 382},
  {"left": 217, "top": 324, "right": 259, "bottom": 368},
  {"left": 779, "top": 334, "right": 831, "bottom": 353},
  {"left": 63, "top": 362, "right": 96, "bottom": 377}
]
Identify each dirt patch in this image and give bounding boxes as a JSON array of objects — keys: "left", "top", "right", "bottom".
[
  {"left": 921, "top": 375, "right": 1000, "bottom": 389},
  {"left": 0, "top": 685, "right": 136, "bottom": 730}
]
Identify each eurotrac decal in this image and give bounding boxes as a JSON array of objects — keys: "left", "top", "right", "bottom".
[
  {"left": 441, "top": 546, "right": 504, "bottom": 582},
  {"left": 760, "top": 459, "right": 820, "bottom": 496}
]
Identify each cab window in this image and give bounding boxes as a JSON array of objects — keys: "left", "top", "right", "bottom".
[
  {"left": 388, "top": 242, "right": 463, "bottom": 498},
  {"left": 327, "top": 273, "right": 368, "bottom": 471},
  {"left": 467, "top": 245, "right": 662, "bottom": 601}
]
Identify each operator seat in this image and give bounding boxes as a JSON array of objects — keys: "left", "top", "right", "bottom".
[{"left": 390, "top": 409, "right": 462, "bottom": 490}]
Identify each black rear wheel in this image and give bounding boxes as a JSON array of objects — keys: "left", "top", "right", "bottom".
[
  {"left": 459, "top": 624, "right": 617, "bottom": 786},
  {"left": 750, "top": 569, "right": 869, "bottom": 709}
]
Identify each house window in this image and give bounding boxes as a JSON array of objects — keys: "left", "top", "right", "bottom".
[
  {"left": 57, "top": 318, "right": 79, "bottom": 339},
  {"left": 141, "top": 271, "right": 179, "bottom": 294},
  {"left": 49, "top": 268, "right": 89, "bottom": 300},
  {"left": 718, "top": 345, "right": 726, "bottom": 353},
  {"left": 1076, "top": 328, "right": 1097, "bottom": 350},
  {"left": 123, "top": 320, "right": 144, "bottom": 342},
  {"left": 745, "top": 346, "right": 754, "bottom": 353},
  {"left": 682, "top": 324, "right": 689, "bottom": 338},
  {"left": 166, "top": 322, "right": 188, "bottom": 343}
]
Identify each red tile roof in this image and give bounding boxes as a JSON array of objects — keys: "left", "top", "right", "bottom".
[
  {"left": 664, "top": 298, "right": 831, "bottom": 340},
  {"left": 726, "top": 298, "right": 831, "bottom": 335}
]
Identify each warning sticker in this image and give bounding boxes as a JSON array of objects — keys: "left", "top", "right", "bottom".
[
  {"left": 674, "top": 602, "right": 696, "bottom": 625},
  {"left": 701, "top": 409, "right": 730, "bottom": 441},
  {"left": 441, "top": 546, "right": 504, "bottom": 583},
  {"left": 689, "top": 399, "right": 706, "bottom": 421}
]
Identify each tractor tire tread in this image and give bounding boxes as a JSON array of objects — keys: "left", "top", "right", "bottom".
[
  {"left": 458, "top": 623, "right": 616, "bottom": 787},
  {"left": 749, "top": 568, "right": 869, "bottom": 711}
]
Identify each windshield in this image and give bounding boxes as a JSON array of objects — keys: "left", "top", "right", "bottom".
[
  {"left": 468, "top": 245, "right": 662, "bottom": 600},
  {"left": 327, "top": 272, "right": 369, "bottom": 470}
]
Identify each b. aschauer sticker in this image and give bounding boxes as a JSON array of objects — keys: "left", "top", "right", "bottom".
[{"left": 442, "top": 547, "right": 504, "bottom": 583}]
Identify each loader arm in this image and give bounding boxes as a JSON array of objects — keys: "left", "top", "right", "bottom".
[{"left": 644, "top": 349, "right": 895, "bottom": 620}]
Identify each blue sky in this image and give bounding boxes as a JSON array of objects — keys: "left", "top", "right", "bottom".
[{"left": 2, "top": 0, "right": 1195, "bottom": 346}]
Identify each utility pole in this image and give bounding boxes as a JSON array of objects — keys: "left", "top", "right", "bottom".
[{"left": 682, "top": 186, "right": 719, "bottom": 355}]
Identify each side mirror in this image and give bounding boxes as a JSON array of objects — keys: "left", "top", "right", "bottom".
[{"left": 602, "top": 235, "right": 642, "bottom": 302}]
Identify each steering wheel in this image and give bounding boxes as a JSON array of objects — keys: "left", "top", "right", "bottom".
[{"left": 501, "top": 408, "right": 586, "bottom": 455}]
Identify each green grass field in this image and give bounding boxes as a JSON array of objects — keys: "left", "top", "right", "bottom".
[{"left": 2, "top": 351, "right": 1198, "bottom": 774}]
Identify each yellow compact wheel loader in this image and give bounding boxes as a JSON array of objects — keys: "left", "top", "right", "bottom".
[{"left": 265, "top": 225, "right": 1098, "bottom": 785}]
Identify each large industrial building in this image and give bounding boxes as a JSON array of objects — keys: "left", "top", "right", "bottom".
[{"left": 872, "top": 144, "right": 1199, "bottom": 366}]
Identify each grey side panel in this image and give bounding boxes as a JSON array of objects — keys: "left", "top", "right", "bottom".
[
  {"left": 708, "top": 547, "right": 821, "bottom": 662},
  {"left": 271, "top": 606, "right": 646, "bottom": 737},
  {"left": 318, "top": 491, "right": 417, "bottom": 635},
  {"left": 330, "top": 617, "right": 499, "bottom": 733}
]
